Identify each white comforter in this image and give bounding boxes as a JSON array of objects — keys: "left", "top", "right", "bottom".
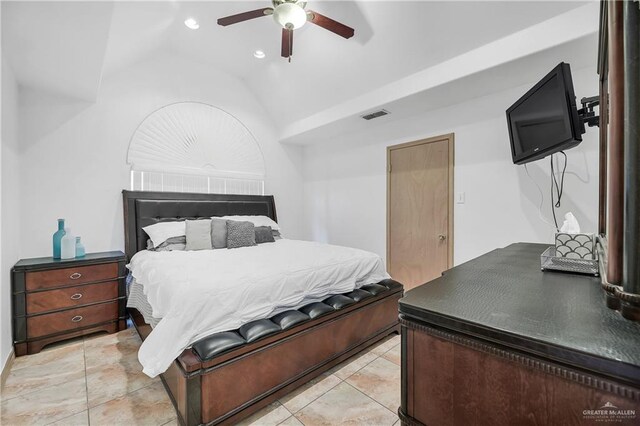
[{"left": 128, "top": 239, "right": 390, "bottom": 377}]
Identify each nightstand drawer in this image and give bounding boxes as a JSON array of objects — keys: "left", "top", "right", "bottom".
[
  {"left": 27, "top": 301, "right": 119, "bottom": 338},
  {"left": 26, "top": 281, "right": 119, "bottom": 314},
  {"left": 25, "top": 263, "right": 118, "bottom": 290}
]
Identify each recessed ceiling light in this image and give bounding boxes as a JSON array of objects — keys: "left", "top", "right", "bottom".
[
  {"left": 184, "top": 18, "right": 199, "bottom": 30},
  {"left": 254, "top": 50, "right": 266, "bottom": 59}
]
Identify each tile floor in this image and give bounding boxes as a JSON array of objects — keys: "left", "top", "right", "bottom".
[{"left": 1, "top": 328, "right": 401, "bottom": 426}]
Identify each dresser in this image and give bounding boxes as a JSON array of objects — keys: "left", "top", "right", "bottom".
[
  {"left": 399, "top": 243, "right": 640, "bottom": 426},
  {"left": 12, "top": 251, "right": 127, "bottom": 355}
]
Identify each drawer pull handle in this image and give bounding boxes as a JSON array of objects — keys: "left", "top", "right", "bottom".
[
  {"left": 70, "top": 293, "right": 83, "bottom": 300},
  {"left": 69, "top": 273, "right": 82, "bottom": 280},
  {"left": 71, "top": 315, "right": 83, "bottom": 323}
]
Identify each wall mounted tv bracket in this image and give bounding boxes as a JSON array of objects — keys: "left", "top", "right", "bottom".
[{"left": 578, "top": 96, "right": 600, "bottom": 132}]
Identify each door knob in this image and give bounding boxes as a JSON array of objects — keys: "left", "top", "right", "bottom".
[{"left": 438, "top": 234, "right": 447, "bottom": 241}]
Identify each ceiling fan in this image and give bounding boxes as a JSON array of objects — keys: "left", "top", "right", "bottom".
[{"left": 217, "top": 0, "right": 355, "bottom": 62}]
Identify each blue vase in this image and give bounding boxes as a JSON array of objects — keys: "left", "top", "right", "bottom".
[
  {"left": 75, "top": 236, "right": 86, "bottom": 258},
  {"left": 52, "top": 219, "right": 66, "bottom": 259}
]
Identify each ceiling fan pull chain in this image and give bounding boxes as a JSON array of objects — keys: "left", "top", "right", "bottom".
[{"left": 289, "top": 29, "right": 293, "bottom": 62}]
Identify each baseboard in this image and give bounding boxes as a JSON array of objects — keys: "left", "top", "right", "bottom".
[{"left": 1, "top": 349, "right": 15, "bottom": 389}]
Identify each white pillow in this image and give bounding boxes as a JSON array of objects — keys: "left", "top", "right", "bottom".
[
  {"left": 220, "top": 215, "right": 280, "bottom": 231},
  {"left": 143, "top": 221, "right": 186, "bottom": 248}
]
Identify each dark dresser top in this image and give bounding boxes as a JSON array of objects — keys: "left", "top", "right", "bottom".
[
  {"left": 399, "top": 243, "right": 640, "bottom": 386},
  {"left": 13, "top": 251, "right": 126, "bottom": 271}
]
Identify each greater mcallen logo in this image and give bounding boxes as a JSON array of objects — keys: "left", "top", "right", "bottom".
[{"left": 583, "top": 402, "right": 636, "bottom": 422}]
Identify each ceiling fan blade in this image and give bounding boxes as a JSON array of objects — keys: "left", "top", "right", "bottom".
[
  {"left": 307, "top": 10, "right": 354, "bottom": 39},
  {"left": 217, "top": 8, "right": 272, "bottom": 26},
  {"left": 281, "top": 28, "right": 293, "bottom": 60}
]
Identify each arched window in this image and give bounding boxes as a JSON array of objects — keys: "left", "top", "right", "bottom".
[{"left": 127, "top": 102, "right": 265, "bottom": 195}]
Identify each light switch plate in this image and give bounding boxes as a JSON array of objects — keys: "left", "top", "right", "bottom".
[{"left": 456, "top": 192, "right": 465, "bottom": 204}]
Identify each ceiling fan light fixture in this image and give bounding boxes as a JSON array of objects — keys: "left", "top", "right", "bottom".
[{"left": 273, "top": 3, "right": 307, "bottom": 30}]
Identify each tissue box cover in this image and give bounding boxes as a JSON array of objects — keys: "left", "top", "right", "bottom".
[{"left": 555, "top": 233, "right": 595, "bottom": 259}]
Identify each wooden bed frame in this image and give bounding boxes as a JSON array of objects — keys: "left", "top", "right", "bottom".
[{"left": 122, "top": 190, "right": 402, "bottom": 425}]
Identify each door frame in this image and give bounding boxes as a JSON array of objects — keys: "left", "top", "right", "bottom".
[{"left": 386, "top": 133, "right": 455, "bottom": 274}]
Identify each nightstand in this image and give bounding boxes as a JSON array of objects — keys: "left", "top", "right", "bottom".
[{"left": 12, "top": 251, "right": 127, "bottom": 356}]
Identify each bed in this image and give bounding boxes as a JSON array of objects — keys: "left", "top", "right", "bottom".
[{"left": 122, "top": 190, "right": 403, "bottom": 426}]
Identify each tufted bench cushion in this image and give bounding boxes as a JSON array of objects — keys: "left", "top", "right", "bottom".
[
  {"left": 192, "top": 331, "right": 245, "bottom": 360},
  {"left": 360, "top": 283, "right": 388, "bottom": 295},
  {"left": 271, "top": 310, "right": 310, "bottom": 330},
  {"left": 191, "top": 279, "right": 403, "bottom": 363},
  {"left": 324, "top": 295, "right": 356, "bottom": 310},
  {"left": 239, "top": 319, "right": 281, "bottom": 343},
  {"left": 344, "top": 289, "right": 374, "bottom": 302},
  {"left": 299, "top": 302, "right": 334, "bottom": 319}
]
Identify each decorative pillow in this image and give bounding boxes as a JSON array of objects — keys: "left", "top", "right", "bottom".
[
  {"left": 255, "top": 226, "right": 275, "bottom": 244},
  {"left": 185, "top": 220, "right": 213, "bottom": 251},
  {"left": 143, "top": 221, "right": 186, "bottom": 248},
  {"left": 272, "top": 230, "right": 283, "bottom": 240},
  {"left": 210, "top": 218, "right": 228, "bottom": 249},
  {"left": 147, "top": 236, "right": 186, "bottom": 252},
  {"left": 227, "top": 220, "right": 256, "bottom": 249},
  {"left": 222, "top": 215, "right": 280, "bottom": 231}
]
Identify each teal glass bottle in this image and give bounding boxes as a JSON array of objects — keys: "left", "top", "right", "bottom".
[
  {"left": 52, "top": 218, "right": 66, "bottom": 259},
  {"left": 75, "top": 236, "right": 86, "bottom": 258}
]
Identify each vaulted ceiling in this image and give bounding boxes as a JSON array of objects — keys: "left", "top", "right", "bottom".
[{"left": 2, "top": 1, "right": 597, "bottom": 143}]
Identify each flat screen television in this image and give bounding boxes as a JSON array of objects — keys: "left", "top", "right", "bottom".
[{"left": 506, "top": 62, "right": 584, "bottom": 165}]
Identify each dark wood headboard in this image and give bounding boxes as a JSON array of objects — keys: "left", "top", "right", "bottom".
[{"left": 122, "top": 190, "right": 277, "bottom": 260}]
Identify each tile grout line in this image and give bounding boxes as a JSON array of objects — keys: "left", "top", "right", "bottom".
[
  {"left": 341, "top": 381, "right": 398, "bottom": 421},
  {"left": 336, "top": 340, "right": 401, "bottom": 421},
  {"left": 83, "top": 331, "right": 159, "bottom": 410},
  {"left": 42, "top": 407, "right": 88, "bottom": 426},
  {"left": 337, "top": 347, "right": 384, "bottom": 381},
  {"left": 39, "top": 338, "right": 90, "bottom": 426},
  {"left": 1, "top": 376, "right": 84, "bottom": 404},
  {"left": 6, "top": 330, "right": 156, "bottom": 426},
  {"left": 82, "top": 336, "right": 91, "bottom": 425},
  {"left": 86, "top": 378, "right": 161, "bottom": 412},
  {"left": 83, "top": 329, "right": 175, "bottom": 425},
  {"left": 282, "top": 340, "right": 395, "bottom": 422},
  {"left": 86, "top": 373, "right": 161, "bottom": 411},
  {"left": 275, "top": 402, "right": 295, "bottom": 426},
  {"left": 1, "top": 343, "right": 86, "bottom": 403},
  {"left": 281, "top": 350, "right": 378, "bottom": 417},
  {"left": 281, "top": 373, "right": 345, "bottom": 420},
  {"left": 160, "top": 417, "right": 178, "bottom": 426},
  {"left": 1, "top": 380, "right": 68, "bottom": 404},
  {"left": 280, "top": 400, "right": 295, "bottom": 416},
  {"left": 344, "top": 355, "right": 401, "bottom": 417}
]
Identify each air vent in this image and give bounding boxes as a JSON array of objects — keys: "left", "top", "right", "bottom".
[{"left": 361, "top": 109, "right": 390, "bottom": 120}]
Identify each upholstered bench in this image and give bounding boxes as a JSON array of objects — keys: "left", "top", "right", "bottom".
[
  {"left": 192, "top": 279, "right": 403, "bottom": 362},
  {"left": 131, "top": 278, "right": 403, "bottom": 425}
]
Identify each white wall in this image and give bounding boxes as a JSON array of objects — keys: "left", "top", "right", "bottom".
[
  {"left": 1, "top": 56, "right": 21, "bottom": 370},
  {"left": 18, "top": 52, "right": 304, "bottom": 258},
  {"left": 301, "top": 66, "right": 600, "bottom": 265}
]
